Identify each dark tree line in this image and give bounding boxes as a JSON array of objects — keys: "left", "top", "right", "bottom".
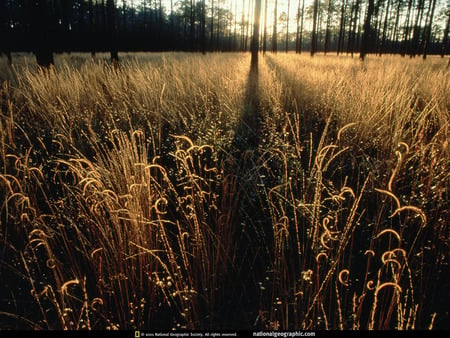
[
  {"left": 306, "top": 0, "right": 448, "bottom": 58},
  {"left": 0, "top": 0, "right": 448, "bottom": 66},
  {"left": 0, "top": 0, "right": 247, "bottom": 65}
]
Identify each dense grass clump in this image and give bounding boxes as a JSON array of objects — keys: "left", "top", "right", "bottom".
[{"left": 0, "top": 52, "right": 448, "bottom": 330}]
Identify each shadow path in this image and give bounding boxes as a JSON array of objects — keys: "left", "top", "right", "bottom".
[
  {"left": 217, "top": 61, "right": 275, "bottom": 329},
  {"left": 233, "top": 63, "right": 262, "bottom": 153}
]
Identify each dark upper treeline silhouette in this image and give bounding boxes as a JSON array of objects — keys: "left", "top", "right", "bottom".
[{"left": 0, "top": 0, "right": 448, "bottom": 66}]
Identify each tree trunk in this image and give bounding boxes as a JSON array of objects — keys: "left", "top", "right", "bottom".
[
  {"left": 228, "top": 1, "right": 233, "bottom": 51},
  {"left": 348, "top": 0, "right": 361, "bottom": 57},
  {"left": 360, "top": 0, "right": 375, "bottom": 60},
  {"left": 337, "top": 0, "right": 347, "bottom": 55},
  {"left": 286, "top": 0, "right": 290, "bottom": 53},
  {"left": 245, "top": 0, "right": 252, "bottom": 51},
  {"left": 272, "top": 0, "right": 278, "bottom": 53},
  {"left": 355, "top": 5, "right": 362, "bottom": 52},
  {"left": 379, "top": 0, "right": 391, "bottom": 56},
  {"left": 0, "top": 0, "right": 12, "bottom": 65},
  {"left": 420, "top": 0, "right": 433, "bottom": 55},
  {"left": 311, "top": 0, "right": 319, "bottom": 56},
  {"left": 441, "top": 10, "right": 450, "bottom": 57},
  {"left": 251, "top": 0, "right": 262, "bottom": 69},
  {"left": 423, "top": 0, "right": 436, "bottom": 59},
  {"left": 299, "top": 0, "right": 305, "bottom": 53},
  {"left": 324, "top": 0, "right": 333, "bottom": 55},
  {"left": 190, "top": 0, "right": 195, "bottom": 50},
  {"left": 170, "top": 0, "right": 174, "bottom": 34},
  {"left": 263, "top": 0, "right": 268, "bottom": 54},
  {"left": 401, "top": 0, "right": 414, "bottom": 56},
  {"left": 89, "top": 0, "right": 96, "bottom": 58},
  {"left": 235, "top": 0, "right": 239, "bottom": 50},
  {"left": 158, "top": 0, "right": 163, "bottom": 36},
  {"left": 390, "top": 0, "right": 403, "bottom": 53},
  {"left": 410, "top": 0, "right": 425, "bottom": 56},
  {"left": 295, "top": 0, "right": 301, "bottom": 53},
  {"left": 373, "top": 0, "right": 383, "bottom": 54},
  {"left": 210, "top": 0, "right": 214, "bottom": 50},
  {"left": 201, "top": 0, "right": 206, "bottom": 54},
  {"left": 34, "top": 0, "right": 54, "bottom": 68},
  {"left": 318, "top": 2, "right": 324, "bottom": 52},
  {"left": 107, "top": 0, "right": 119, "bottom": 64},
  {"left": 217, "top": 2, "right": 221, "bottom": 50},
  {"left": 347, "top": 3, "right": 354, "bottom": 54}
]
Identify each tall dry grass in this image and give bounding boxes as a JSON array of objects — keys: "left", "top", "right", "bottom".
[
  {"left": 0, "top": 52, "right": 448, "bottom": 330},
  {"left": 261, "top": 53, "right": 449, "bottom": 330}
]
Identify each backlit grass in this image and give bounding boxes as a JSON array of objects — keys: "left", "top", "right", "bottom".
[{"left": 0, "top": 52, "right": 448, "bottom": 330}]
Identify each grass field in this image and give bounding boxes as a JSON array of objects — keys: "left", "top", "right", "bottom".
[{"left": 0, "top": 52, "right": 448, "bottom": 330}]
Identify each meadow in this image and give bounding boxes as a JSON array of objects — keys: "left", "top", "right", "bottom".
[{"left": 0, "top": 52, "right": 448, "bottom": 330}]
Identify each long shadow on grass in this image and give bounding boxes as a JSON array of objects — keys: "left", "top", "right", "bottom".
[
  {"left": 215, "top": 62, "right": 273, "bottom": 329},
  {"left": 233, "top": 63, "right": 262, "bottom": 152}
]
